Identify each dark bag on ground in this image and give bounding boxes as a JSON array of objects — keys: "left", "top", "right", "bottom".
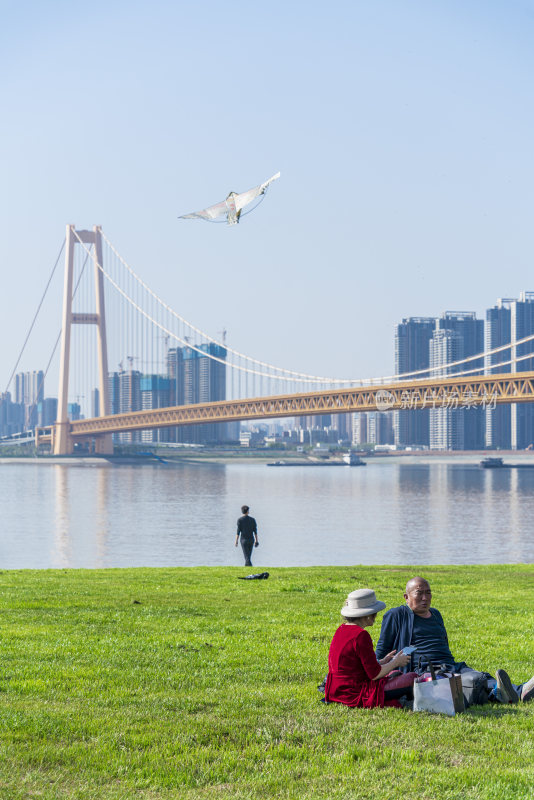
[
  {"left": 417, "top": 659, "right": 490, "bottom": 708},
  {"left": 459, "top": 669, "right": 489, "bottom": 707},
  {"left": 237, "top": 572, "right": 269, "bottom": 580}
]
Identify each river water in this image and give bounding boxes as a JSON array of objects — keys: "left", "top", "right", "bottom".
[{"left": 2, "top": 456, "right": 534, "bottom": 568}]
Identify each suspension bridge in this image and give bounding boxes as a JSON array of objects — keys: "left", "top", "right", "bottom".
[{"left": 6, "top": 225, "right": 534, "bottom": 455}]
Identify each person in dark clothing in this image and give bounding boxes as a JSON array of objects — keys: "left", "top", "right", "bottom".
[
  {"left": 235, "top": 505, "right": 259, "bottom": 566},
  {"left": 376, "top": 576, "right": 534, "bottom": 704}
]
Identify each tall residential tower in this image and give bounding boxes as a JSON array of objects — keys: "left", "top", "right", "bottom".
[
  {"left": 429, "top": 311, "right": 484, "bottom": 450},
  {"left": 167, "top": 343, "right": 228, "bottom": 443},
  {"left": 394, "top": 317, "right": 436, "bottom": 448},
  {"left": 485, "top": 299, "right": 513, "bottom": 449}
]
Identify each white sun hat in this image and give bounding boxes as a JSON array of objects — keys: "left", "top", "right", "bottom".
[{"left": 340, "top": 588, "right": 387, "bottom": 618}]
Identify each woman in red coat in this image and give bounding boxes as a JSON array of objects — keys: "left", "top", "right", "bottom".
[{"left": 325, "top": 588, "right": 417, "bottom": 709}]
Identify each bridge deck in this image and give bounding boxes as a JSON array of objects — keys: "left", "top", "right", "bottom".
[{"left": 35, "top": 371, "right": 534, "bottom": 447}]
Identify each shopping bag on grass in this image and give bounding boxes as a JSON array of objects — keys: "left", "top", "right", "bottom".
[{"left": 413, "top": 674, "right": 464, "bottom": 716}]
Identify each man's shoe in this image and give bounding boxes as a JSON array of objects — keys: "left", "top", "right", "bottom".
[
  {"left": 520, "top": 675, "right": 534, "bottom": 702},
  {"left": 495, "top": 669, "right": 519, "bottom": 704}
]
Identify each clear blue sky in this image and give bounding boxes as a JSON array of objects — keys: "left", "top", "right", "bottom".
[{"left": 2, "top": 0, "right": 534, "bottom": 393}]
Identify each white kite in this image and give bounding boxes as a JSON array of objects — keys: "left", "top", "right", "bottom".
[{"left": 179, "top": 172, "right": 280, "bottom": 225}]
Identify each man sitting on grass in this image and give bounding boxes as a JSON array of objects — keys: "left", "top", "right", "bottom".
[{"left": 375, "top": 576, "right": 534, "bottom": 705}]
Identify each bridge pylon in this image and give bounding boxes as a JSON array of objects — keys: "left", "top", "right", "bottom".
[{"left": 53, "top": 225, "right": 113, "bottom": 456}]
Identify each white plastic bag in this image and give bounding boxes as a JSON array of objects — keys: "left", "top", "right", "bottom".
[{"left": 413, "top": 678, "right": 456, "bottom": 716}]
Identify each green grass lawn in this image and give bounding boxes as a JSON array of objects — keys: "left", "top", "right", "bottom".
[{"left": 1, "top": 565, "right": 533, "bottom": 800}]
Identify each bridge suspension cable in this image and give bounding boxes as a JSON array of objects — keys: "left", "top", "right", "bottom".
[
  {"left": 100, "top": 230, "right": 353, "bottom": 384},
  {"left": 74, "top": 229, "right": 534, "bottom": 390},
  {"left": 2, "top": 240, "right": 65, "bottom": 403}
]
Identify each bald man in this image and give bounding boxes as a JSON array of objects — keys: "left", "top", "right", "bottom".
[{"left": 376, "top": 577, "right": 534, "bottom": 706}]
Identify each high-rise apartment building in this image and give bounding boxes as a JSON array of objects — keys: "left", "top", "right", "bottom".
[
  {"left": 485, "top": 299, "right": 513, "bottom": 449},
  {"left": 120, "top": 369, "right": 142, "bottom": 418},
  {"left": 15, "top": 370, "right": 44, "bottom": 406},
  {"left": 429, "top": 328, "right": 464, "bottom": 450},
  {"left": 107, "top": 344, "right": 228, "bottom": 446},
  {"left": 394, "top": 317, "right": 436, "bottom": 447},
  {"left": 331, "top": 412, "right": 352, "bottom": 442},
  {"left": 167, "top": 343, "right": 228, "bottom": 444},
  {"left": 511, "top": 292, "right": 534, "bottom": 449},
  {"left": 0, "top": 392, "right": 24, "bottom": 437},
  {"left": 167, "top": 347, "right": 185, "bottom": 407},
  {"left": 352, "top": 413, "right": 367, "bottom": 447},
  {"left": 108, "top": 372, "right": 120, "bottom": 415},
  {"left": 366, "top": 411, "right": 394, "bottom": 446},
  {"left": 428, "top": 312, "right": 484, "bottom": 450},
  {"left": 140, "top": 375, "right": 171, "bottom": 443},
  {"left": 120, "top": 369, "right": 142, "bottom": 442},
  {"left": 108, "top": 368, "right": 142, "bottom": 443},
  {"left": 67, "top": 402, "right": 82, "bottom": 421},
  {"left": 38, "top": 398, "right": 58, "bottom": 428},
  {"left": 484, "top": 292, "right": 534, "bottom": 449},
  {"left": 15, "top": 370, "right": 44, "bottom": 430}
]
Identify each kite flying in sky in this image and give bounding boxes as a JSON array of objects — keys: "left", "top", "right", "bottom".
[{"left": 179, "top": 172, "right": 280, "bottom": 225}]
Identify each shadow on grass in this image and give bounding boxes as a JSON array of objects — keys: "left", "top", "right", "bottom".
[{"left": 467, "top": 703, "right": 523, "bottom": 718}]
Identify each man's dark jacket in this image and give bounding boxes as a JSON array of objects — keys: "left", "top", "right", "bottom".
[
  {"left": 236, "top": 515, "right": 257, "bottom": 540},
  {"left": 376, "top": 605, "right": 448, "bottom": 673}
]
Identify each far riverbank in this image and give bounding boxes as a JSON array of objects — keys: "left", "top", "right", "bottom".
[{"left": 2, "top": 449, "right": 534, "bottom": 467}]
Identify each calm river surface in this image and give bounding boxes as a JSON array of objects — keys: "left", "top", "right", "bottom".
[{"left": 2, "top": 456, "right": 534, "bottom": 568}]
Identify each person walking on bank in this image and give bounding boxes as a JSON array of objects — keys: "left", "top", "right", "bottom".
[{"left": 235, "top": 505, "right": 259, "bottom": 566}]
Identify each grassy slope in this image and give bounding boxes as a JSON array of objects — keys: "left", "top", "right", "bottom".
[{"left": 1, "top": 565, "right": 533, "bottom": 800}]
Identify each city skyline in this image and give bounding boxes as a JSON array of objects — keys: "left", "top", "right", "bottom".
[
  {"left": 5, "top": 277, "right": 534, "bottom": 426},
  {"left": 5, "top": 285, "right": 534, "bottom": 452}
]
